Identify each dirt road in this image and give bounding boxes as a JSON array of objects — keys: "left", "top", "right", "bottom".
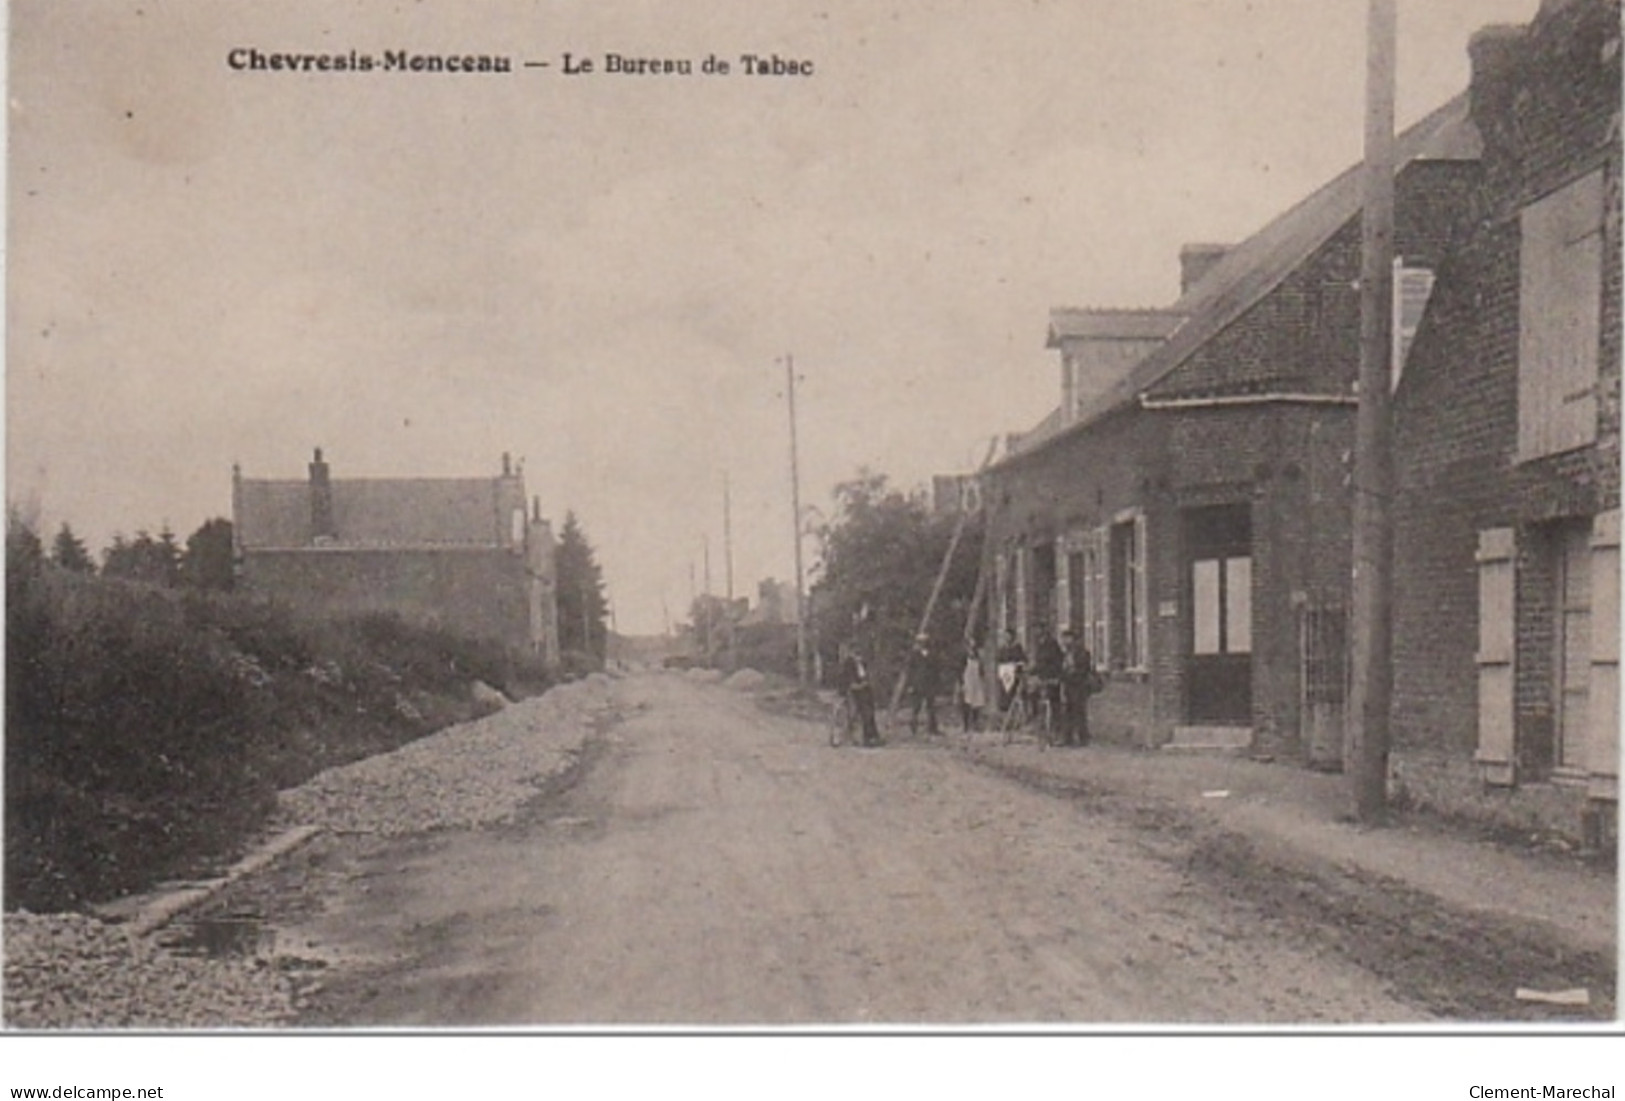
[{"left": 214, "top": 673, "right": 1442, "bottom": 1026}]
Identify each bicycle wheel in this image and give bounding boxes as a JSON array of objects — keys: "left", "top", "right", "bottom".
[{"left": 1002, "top": 696, "right": 1026, "bottom": 745}]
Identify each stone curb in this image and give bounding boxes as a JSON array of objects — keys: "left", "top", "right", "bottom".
[{"left": 91, "top": 825, "right": 324, "bottom": 937}]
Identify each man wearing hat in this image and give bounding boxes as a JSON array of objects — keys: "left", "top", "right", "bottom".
[
  {"left": 1060, "top": 627, "right": 1096, "bottom": 747},
  {"left": 904, "top": 633, "right": 942, "bottom": 736}
]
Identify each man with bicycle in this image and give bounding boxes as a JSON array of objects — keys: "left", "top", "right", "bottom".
[
  {"left": 836, "top": 641, "right": 882, "bottom": 747},
  {"left": 1030, "top": 623, "right": 1066, "bottom": 739}
]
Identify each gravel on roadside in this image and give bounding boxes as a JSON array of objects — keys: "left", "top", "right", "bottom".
[{"left": 3, "top": 674, "right": 628, "bottom": 1030}]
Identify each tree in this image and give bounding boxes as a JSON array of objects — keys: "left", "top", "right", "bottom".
[
  {"left": 807, "top": 470, "right": 984, "bottom": 693},
  {"left": 50, "top": 523, "right": 96, "bottom": 574},
  {"left": 685, "top": 593, "right": 747, "bottom": 665},
  {"left": 7, "top": 507, "right": 45, "bottom": 581},
  {"left": 182, "top": 517, "right": 235, "bottom": 591},
  {"left": 101, "top": 529, "right": 181, "bottom": 587},
  {"left": 555, "top": 511, "right": 609, "bottom": 665}
]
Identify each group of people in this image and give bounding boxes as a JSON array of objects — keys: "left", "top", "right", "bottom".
[
  {"left": 988, "top": 625, "right": 1098, "bottom": 746},
  {"left": 834, "top": 625, "right": 1100, "bottom": 747}
]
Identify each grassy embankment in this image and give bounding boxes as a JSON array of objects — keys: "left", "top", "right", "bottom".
[{"left": 6, "top": 560, "right": 551, "bottom": 913}]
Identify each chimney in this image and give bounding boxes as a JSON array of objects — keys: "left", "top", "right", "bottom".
[
  {"left": 309, "top": 447, "right": 334, "bottom": 542},
  {"left": 1467, "top": 25, "right": 1524, "bottom": 134},
  {"left": 1179, "top": 243, "right": 1230, "bottom": 295},
  {"left": 532, "top": 495, "right": 541, "bottom": 522},
  {"left": 502, "top": 452, "right": 512, "bottom": 478}
]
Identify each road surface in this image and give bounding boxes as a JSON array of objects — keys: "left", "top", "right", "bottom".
[{"left": 228, "top": 673, "right": 1432, "bottom": 1026}]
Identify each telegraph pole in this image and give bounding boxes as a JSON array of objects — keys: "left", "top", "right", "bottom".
[
  {"left": 703, "top": 534, "right": 713, "bottom": 662},
  {"left": 1348, "top": 0, "right": 1397, "bottom": 822},
  {"left": 786, "top": 354, "right": 810, "bottom": 685},
  {"left": 724, "top": 470, "right": 737, "bottom": 671}
]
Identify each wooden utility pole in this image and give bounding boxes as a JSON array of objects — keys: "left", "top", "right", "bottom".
[
  {"left": 703, "top": 534, "right": 713, "bottom": 661},
  {"left": 786, "top": 354, "right": 810, "bottom": 685},
  {"left": 887, "top": 438, "right": 1000, "bottom": 725},
  {"left": 1348, "top": 0, "right": 1397, "bottom": 822},
  {"left": 724, "top": 470, "right": 737, "bottom": 671}
]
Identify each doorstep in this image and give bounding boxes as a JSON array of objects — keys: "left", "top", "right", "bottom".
[{"left": 1164, "top": 725, "right": 1254, "bottom": 754}]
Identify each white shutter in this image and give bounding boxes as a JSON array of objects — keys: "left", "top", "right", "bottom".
[
  {"left": 1391, "top": 260, "right": 1436, "bottom": 391},
  {"left": 1014, "top": 547, "right": 1028, "bottom": 644},
  {"left": 1588, "top": 511, "right": 1620, "bottom": 798},
  {"left": 1519, "top": 172, "right": 1604, "bottom": 460},
  {"left": 1133, "top": 513, "right": 1150, "bottom": 669},
  {"left": 1056, "top": 540, "right": 1072, "bottom": 635},
  {"left": 1094, "top": 527, "right": 1110, "bottom": 668},
  {"left": 1475, "top": 528, "right": 1517, "bottom": 786}
]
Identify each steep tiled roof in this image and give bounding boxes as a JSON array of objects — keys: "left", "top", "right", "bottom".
[
  {"left": 1000, "top": 92, "right": 1481, "bottom": 467},
  {"left": 237, "top": 477, "right": 505, "bottom": 549}
]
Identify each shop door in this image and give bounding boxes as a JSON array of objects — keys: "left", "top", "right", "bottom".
[{"left": 1185, "top": 505, "right": 1252, "bottom": 724}]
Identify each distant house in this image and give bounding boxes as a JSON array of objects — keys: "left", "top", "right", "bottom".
[
  {"left": 1390, "top": 0, "right": 1620, "bottom": 842},
  {"left": 233, "top": 449, "right": 560, "bottom": 666},
  {"left": 931, "top": 473, "right": 984, "bottom": 517},
  {"left": 982, "top": 92, "right": 1482, "bottom": 760},
  {"left": 744, "top": 578, "right": 800, "bottom": 626}
]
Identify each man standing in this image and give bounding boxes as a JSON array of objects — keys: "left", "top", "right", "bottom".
[
  {"left": 1032, "top": 624, "right": 1066, "bottom": 737},
  {"left": 1060, "top": 627, "right": 1096, "bottom": 747},
  {"left": 839, "top": 642, "right": 882, "bottom": 747},
  {"left": 905, "top": 633, "right": 941, "bottom": 735}
]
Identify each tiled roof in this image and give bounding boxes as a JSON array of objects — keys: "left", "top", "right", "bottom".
[
  {"left": 237, "top": 477, "right": 505, "bottom": 549},
  {"left": 1001, "top": 92, "right": 1481, "bottom": 467}
]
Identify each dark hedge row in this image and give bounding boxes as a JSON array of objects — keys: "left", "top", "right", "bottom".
[{"left": 5, "top": 555, "right": 551, "bottom": 913}]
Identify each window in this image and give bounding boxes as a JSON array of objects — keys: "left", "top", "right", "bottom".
[
  {"left": 1194, "top": 556, "right": 1252, "bottom": 655},
  {"left": 1109, "top": 514, "right": 1148, "bottom": 670},
  {"left": 1518, "top": 171, "right": 1604, "bottom": 460},
  {"left": 1072, "top": 532, "right": 1108, "bottom": 667},
  {"left": 1029, "top": 541, "right": 1057, "bottom": 636}
]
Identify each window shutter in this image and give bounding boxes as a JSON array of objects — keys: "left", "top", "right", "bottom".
[
  {"left": 1056, "top": 540, "right": 1071, "bottom": 635},
  {"left": 1588, "top": 511, "right": 1619, "bottom": 798},
  {"left": 1014, "top": 547, "right": 1028, "bottom": 644},
  {"left": 1474, "top": 528, "right": 1517, "bottom": 786},
  {"left": 1095, "top": 527, "right": 1110, "bottom": 668},
  {"left": 1519, "top": 172, "right": 1604, "bottom": 460},
  {"left": 1133, "top": 513, "right": 1149, "bottom": 669},
  {"left": 1391, "top": 260, "right": 1436, "bottom": 391}
]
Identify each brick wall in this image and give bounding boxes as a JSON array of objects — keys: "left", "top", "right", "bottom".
[
  {"left": 1389, "top": 0, "right": 1620, "bottom": 841},
  {"left": 241, "top": 548, "right": 532, "bottom": 649},
  {"left": 986, "top": 407, "right": 1161, "bottom": 745},
  {"left": 987, "top": 397, "right": 1355, "bottom": 754},
  {"left": 1151, "top": 162, "right": 1478, "bottom": 402}
]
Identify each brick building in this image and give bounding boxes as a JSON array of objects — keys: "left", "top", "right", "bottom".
[
  {"left": 233, "top": 450, "right": 561, "bottom": 666},
  {"left": 1390, "top": 0, "right": 1620, "bottom": 842},
  {"left": 983, "top": 94, "right": 1482, "bottom": 760}
]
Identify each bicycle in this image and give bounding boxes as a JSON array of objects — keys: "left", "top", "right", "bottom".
[
  {"left": 827, "top": 692, "right": 855, "bottom": 746},
  {"left": 1001, "top": 674, "right": 1060, "bottom": 747}
]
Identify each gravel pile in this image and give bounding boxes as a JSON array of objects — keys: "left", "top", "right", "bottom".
[
  {"left": 4, "top": 676, "right": 627, "bottom": 1030},
  {"left": 276, "top": 675, "right": 623, "bottom": 834},
  {"left": 2, "top": 912, "right": 295, "bottom": 1029}
]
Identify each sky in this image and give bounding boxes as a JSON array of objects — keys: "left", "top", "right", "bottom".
[{"left": 6, "top": 0, "right": 1540, "bottom": 635}]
